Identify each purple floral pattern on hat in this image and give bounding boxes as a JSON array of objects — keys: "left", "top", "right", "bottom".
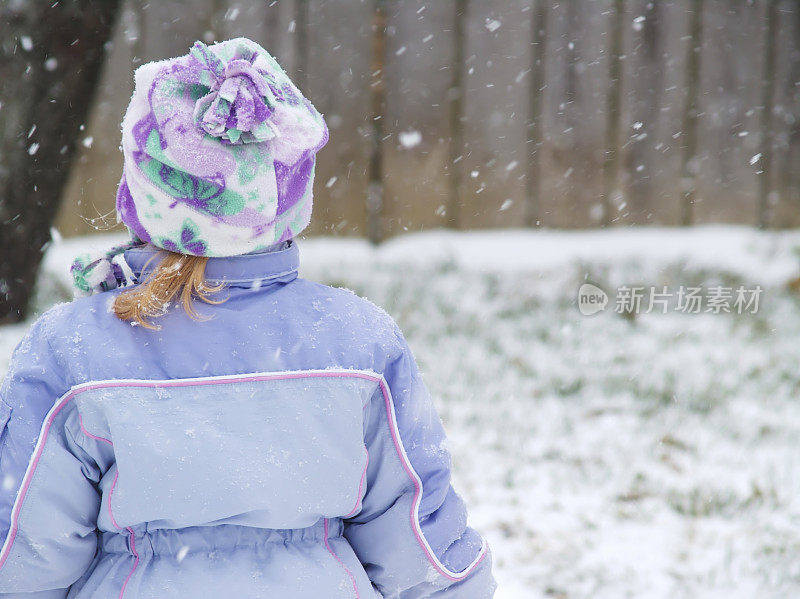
[{"left": 115, "top": 38, "right": 329, "bottom": 257}]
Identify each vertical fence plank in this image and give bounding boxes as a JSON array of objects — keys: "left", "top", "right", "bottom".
[
  {"left": 758, "top": 0, "right": 779, "bottom": 228},
  {"left": 693, "top": 0, "right": 763, "bottom": 225},
  {"left": 646, "top": 0, "right": 692, "bottom": 225},
  {"left": 678, "top": 0, "right": 703, "bottom": 225},
  {"left": 620, "top": 0, "right": 665, "bottom": 225},
  {"left": 540, "top": 0, "right": 611, "bottom": 227},
  {"left": 459, "top": 0, "right": 530, "bottom": 229},
  {"left": 601, "top": 0, "right": 625, "bottom": 226},
  {"left": 263, "top": 0, "right": 299, "bottom": 73},
  {"left": 381, "top": 0, "right": 455, "bottom": 235},
  {"left": 525, "top": 0, "right": 548, "bottom": 227},
  {"left": 141, "top": 0, "right": 215, "bottom": 60},
  {"left": 294, "top": 0, "right": 310, "bottom": 90},
  {"left": 366, "top": 0, "right": 387, "bottom": 243},
  {"left": 770, "top": 0, "right": 800, "bottom": 227},
  {"left": 211, "top": 1, "right": 268, "bottom": 44},
  {"left": 618, "top": 0, "right": 688, "bottom": 225},
  {"left": 301, "top": 0, "right": 372, "bottom": 237},
  {"left": 447, "top": 0, "right": 468, "bottom": 229}
]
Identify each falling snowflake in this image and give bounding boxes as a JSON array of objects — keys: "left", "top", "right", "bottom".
[
  {"left": 20, "top": 36, "right": 33, "bottom": 52},
  {"left": 484, "top": 18, "right": 502, "bottom": 33},
  {"left": 749, "top": 153, "right": 762, "bottom": 165},
  {"left": 399, "top": 130, "right": 422, "bottom": 149}
]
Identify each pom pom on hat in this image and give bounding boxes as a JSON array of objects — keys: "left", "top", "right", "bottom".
[{"left": 190, "top": 41, "right": 279, "bottom": 144}]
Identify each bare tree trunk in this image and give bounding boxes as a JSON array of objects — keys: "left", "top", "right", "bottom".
[
  {"left": 679, "top": 0, "right": 704, "bottom": 226},
  {"left": 525, "top": 0, "right": 548, "bottom": 228},
  {"left": 447, "top": 0, "right": 468, "bottom": 229},
  {"left": 0, "top": 0, "right": 121, "bottom": 323},
  {"left": 758, "top": 0, "right": 778, "bottom": 229},
  {"left": 601, "top": 0, "right": 625, "bottom": 226},
  {"left": 367, "top": 0, "right": 387, "bottom": 245}
]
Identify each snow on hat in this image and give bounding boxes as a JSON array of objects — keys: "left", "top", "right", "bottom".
[
  {"left": 116, "top": 37, "right": 328, "bottom": 256},
  {"left": 71, "top": 38, "right": 327, "bottom": 296}
]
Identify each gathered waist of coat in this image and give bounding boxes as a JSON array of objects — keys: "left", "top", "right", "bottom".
[{"left": 100, "top": 519, "right": 342, "bottom": 556}]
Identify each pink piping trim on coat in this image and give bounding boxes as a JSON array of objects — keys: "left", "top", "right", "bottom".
[
  {"left": 372, "top": 377, "right": 488, "bottom": 581},
  {"left": 344, "top": 447, "right": 369, "bottom": 519},
  {"left": 79, "top": 418, "right": 136, "bottom": 599},
  {"left": 79, "top": 414, "right": 113, "bottom": 446},
  {"left": 119, "top": 527, "right": 139, "bottom": 599},
  {"left": 107, "top": 470, "right": 123, "bottom": 531},
  {"left": 0, "top": 386, "right": 79, "bottom": 571},
  {"left": 0, "top": 369, "right": 486, "bottom": 585},
  {"left": 323, "top": 518, "right": 360, "bottom": 598}
]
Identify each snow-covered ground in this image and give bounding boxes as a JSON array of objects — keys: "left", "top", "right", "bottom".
[{"left": 3, "top": 226, "right": 800, "bottom": 598}]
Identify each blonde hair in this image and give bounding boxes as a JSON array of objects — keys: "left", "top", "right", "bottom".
[{"left": 113, "top": 252, "right": 225, "bottom": 330}]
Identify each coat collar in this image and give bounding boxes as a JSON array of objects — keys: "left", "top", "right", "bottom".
[{"left": 123, "top": 240, "right": 300, "bottom": 289}]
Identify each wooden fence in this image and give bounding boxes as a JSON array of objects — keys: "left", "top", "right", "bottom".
[{"left": 56, "top": 0, "right": 800, "bottom": 240}]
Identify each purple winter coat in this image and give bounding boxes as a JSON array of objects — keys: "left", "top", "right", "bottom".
[{"left": 0, "top": 241, "right": 495, "bottom": 598}]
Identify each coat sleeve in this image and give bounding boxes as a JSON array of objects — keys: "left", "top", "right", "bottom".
[
  {"left": 0, "top": 315, "right": 101, "bottom": 597},
  {"left": 344, "top": 327, "right": 496, "bottom": 598}
]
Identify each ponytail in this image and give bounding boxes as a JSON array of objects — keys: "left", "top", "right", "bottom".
[{"left": 113, "top": 252, "right": 225, "bottom": 330}]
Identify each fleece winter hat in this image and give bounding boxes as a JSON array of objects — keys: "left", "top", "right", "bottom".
[{"left": 116, "top": 38, "right": 329, "bottom": 256}]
